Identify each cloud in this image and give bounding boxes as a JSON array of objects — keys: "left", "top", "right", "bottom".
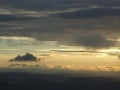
[
  {"left": 71, "top": 34, "right": 115, "bottom": 49},
  {"left": 0, "top": 31, "right": 117, "bottom": 49},
  {"left": 0, "top": 0, "right": 77, "bottom": 11},
  {"left": 50, "top": 49, "right": 103, "bottom": 53},
  {"left": 9, "top": 53, "right": 39, "bottom": 62},
  {"left": 0, "top": 14, "right": 36, "bottom": 22},
  {"left": 0, "top": 0, "right": 119, "bottom": 50},
  {"left": 52, "top": 7, "right": 120, "bottom": 19},
  {"left": 0, "top": 36, "right": 34, "bottom": 40},
  {"left": 0, "top": 0, "right": 120, "bottom": 11},
  {"left": 37, "top": 64, "right": 120, "bottom": 72},
  {"left": 54, "top": 32, "right": 116, "bottom": 49}
]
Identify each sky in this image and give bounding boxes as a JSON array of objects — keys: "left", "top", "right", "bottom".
[{"left": 0, "top": 0, "right": 120, "bottom": 74}]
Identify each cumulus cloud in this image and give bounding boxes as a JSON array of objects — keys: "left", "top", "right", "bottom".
[{"left": 9, "top": 53, "right": 39, "bottom": 62}]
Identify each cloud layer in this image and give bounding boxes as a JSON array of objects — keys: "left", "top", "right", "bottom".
[
  {"left": 0, "top": 14, "right": 36, "bottom": 22},
  {"left": 71, "top": 34, "right": 115, "bottom": 48},
  {"left": 0, "top": 0, "right": 119, "bottom": 49},
  {"left": 53, "top": 7, "right": 120, "bottom": 19},
  {"left": 0, "top": 0, "right": 120, "bottom": 10}
]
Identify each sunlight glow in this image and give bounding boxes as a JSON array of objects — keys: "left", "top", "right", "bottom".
[
  {"left": 100, "top": 48, "right": 120, "bottom": 53},
  {"left": 0, "top": 36, "right": 35, "bottom": 40}
]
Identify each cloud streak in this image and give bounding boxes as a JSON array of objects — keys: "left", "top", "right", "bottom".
[
  {"left": 52, "top": 7, "right": 120, "bottom": 19},
  {"left": 0, "top": 14, "right": 37, "bottom": 22}
]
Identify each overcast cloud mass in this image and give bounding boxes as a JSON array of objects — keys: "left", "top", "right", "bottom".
[{"left": 0, "top": 0, "right": 120, "bottom": 49}]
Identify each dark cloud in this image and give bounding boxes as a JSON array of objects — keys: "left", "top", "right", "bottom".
[
  {"left": 9, "top": 53, "right": 39, "bottom": 62},
  {"left": 52, "top": 7, "right": 120, "bottom": 19},
  {"left": 0, "top": 17, "right": 118, "bottom": 49},
  {"left": 0, "top": 14, "right": 36, "bottom": 22},
  {"left": 0, "top": 0, "right": 80, "bottom": 10},
  {"left": 0, "top": 0, "right": 120, "bottom": 11},
  {"left": 71, "top": 34, "right": 115, "bottom": 49},
  {"left": 0, "top": 0, "right": 119, "bottom": 49},
  {"left": 74, "top": 34, "right": 114, "bottom": 48}
]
